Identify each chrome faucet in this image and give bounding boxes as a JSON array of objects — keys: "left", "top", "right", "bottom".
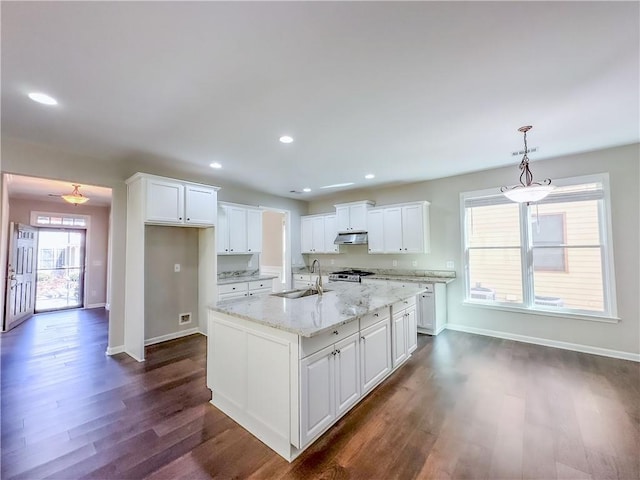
[{"left": 310, "top": 259, "right": 323, "bottom": 295}]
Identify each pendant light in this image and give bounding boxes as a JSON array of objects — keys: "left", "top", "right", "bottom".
[
  {"left": 62, "top": 184, "right": 90, "bottom": 205},
  {"left": 500, "top": 126, "right": 555, "bottom": 203}
]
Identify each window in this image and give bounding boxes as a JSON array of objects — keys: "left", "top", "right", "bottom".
[
  {"left": 461, "top": 174, "right": 616, "bottom": 318},
  {"left": 30, "top": 212, "right": 88, "bottom": 229}
]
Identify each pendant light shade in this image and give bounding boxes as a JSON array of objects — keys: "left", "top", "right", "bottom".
[
  {"left": 62, "top": 184, "right": 90, "bottom": 205},
  {"left": 500, "top": 126, "right": 555, "bottom": 203}
]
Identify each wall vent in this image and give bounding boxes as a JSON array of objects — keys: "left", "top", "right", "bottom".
[{"left": 178, "top": 312, "right": 192, "bottom": 325}]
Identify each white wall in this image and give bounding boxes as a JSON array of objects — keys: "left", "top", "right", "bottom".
[
  {"left": 1, "top": 136, "right": 308, "bottom": 352},
  {"left": 309, "top": 144, "right": 640, "bottom": 356}
]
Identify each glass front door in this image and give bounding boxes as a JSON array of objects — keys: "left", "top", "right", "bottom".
[{"left": 35, "top": 229, "right": 86, "bottom": 312}]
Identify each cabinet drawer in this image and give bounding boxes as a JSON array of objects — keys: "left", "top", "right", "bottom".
[
  {"left": 391, "top": 296, "right": 416, "bottom": 314},
  {"left": 301, "top": 321, "right": 359, "bottom": 358},
  {"left": 248, "top": 280, "right": 271, "bottom": 291},
  {"left": 218, "top": 291, "right": 248, "bottom": 302},
  {"left": 218, "top": 282, "right": 248, "bottom": 295},
  {"left": 359, "top": 307, "right": 390, "bottom": 330},
  {"left": 248, "top": 288, "right": 271, "bottom": 297}
]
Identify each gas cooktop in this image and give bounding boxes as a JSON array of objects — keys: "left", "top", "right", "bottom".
[{"left": 328, "top": 270, "right": 375, "bottom": 283}]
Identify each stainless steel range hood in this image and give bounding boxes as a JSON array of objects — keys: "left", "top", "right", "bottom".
[{"left": 334, "top": 231, "right": 368, "bottom": 245}]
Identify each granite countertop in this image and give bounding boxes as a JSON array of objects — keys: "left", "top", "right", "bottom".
[
  {"left": 217, "top": 273, "right": 278, "bottom": 285},
  {"left": 367, "top": 274, "right": 456, "bottom": 284},
  {"left": 292, "top": 266, "right": 456, "bottom": 284},
  {"left": 210, "top": 281, "right": 424, "bottom": 337}
]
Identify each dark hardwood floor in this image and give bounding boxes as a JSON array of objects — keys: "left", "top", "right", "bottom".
[{"left": 1, "top": 308, "right": 638, "bottom": 479}]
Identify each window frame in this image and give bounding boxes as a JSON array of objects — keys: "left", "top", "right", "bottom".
[{"left": 460, "top": 173, "right": 618, "bottom": 321}]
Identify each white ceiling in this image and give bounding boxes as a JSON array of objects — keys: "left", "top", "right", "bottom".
[
  {"left": 6, "top": 174, "right": 112, "bottom": 207},
  {"left": 2, "top": 2, "right": 638, "bottom": 200}
]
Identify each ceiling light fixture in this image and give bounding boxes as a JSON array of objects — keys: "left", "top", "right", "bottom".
[
  {"left": 319, "top": 182, "right": 355, "bottom": 189},
  {"left": 209, "top": 162, "right": 222, "bottom": 169},
  {"left": 61, "top": 184, "right": 89, "bottom": 205},
  {"left": 279, "top": 135, "right": 294, "bottom": 144},
  {"left": 500, "top": 126, "right": 554, "bottom": 203},
  {"left": 28, "top": 92, "right": 58, "bottom": 105},
  {"left": 303, "top": 188, "right": 311, "bottom": 193},
  {"left": 364, "top": 174, "right": 375, "bottom": 179}
]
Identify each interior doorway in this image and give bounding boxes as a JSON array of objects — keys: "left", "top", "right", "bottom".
[
  {"left": 35, "top": 229, "right": 86, "bottom": 312},
  {"left": 260, "top": 208, "right": 291, "bottom": 292}
]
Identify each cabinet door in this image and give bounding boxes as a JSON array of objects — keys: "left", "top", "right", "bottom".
[
  {"left": 334, "top": 334, "right": 360, "bottom": 416},
  {"left": 227, "top": 206, "right": 248, "bottom": 254},
  {"left": 217, "top": 205, "right": 229, "bottom": 254},
  {"left": 185, "top": 185, "right": 217, "bottom": 225},
  {"left": 418, "top": 291, "right": 435, "bottom": 331},
  {"left": 367, "top": 209, "right": 385, "bottom": 254},
  {"left": 349, "top": 204, "right": 368, "bottom": 232},
  {"left": 360, "top": 319, "right": 391, "bottom": 395},
  {"left": 335, "top": 206, "right": 350, "bottom": 232},
  {"left": 392, "top": 310, "right": 408, "bottom": 368},
  {"left": 311, "top": 216, "right": 325, "bottom": 253},
  {"left": 246, "top": 209, "right": 263, "bottom": 253},
  {"left": 323, "top": 215, "right": 339, "bottom": 253},
  {"left": 300, "top": 345, "right": 335, "bottom": 447},
  {"left": 402, "top": 204, "right": 426, "bottom": 253},
  {"left": 406, "top": 305, "right": 417, "bottom": 354},
  {"left": 301, "top": 217, "right": 314, "bottom": 254},
  {"left": 383, "top": 207, "right": 403, "bottom": 253},
  {"left": 146, "top": 179, "right": 184, "bottom": 223}
]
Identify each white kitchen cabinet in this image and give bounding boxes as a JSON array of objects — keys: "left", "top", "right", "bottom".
[
  {"left": 248, "top": 279, "right": 271, "bottom": 297},
  {"left": 391, "top": 297, "right": 417, "bottom": 368},
  {"left": 300, "top": 332, "right": 360, "bottom": 447},
  {"left": 359, "top": 317, "right": 391, "bottom": 395},
  {"left": 418, "top": 283, "right": 447, "bottom": 335},
  {"left": 301, "top": 214, "right": 338, "bottom": 254},
  {"left": 366, "top": 201, "right": 430, "bottom": 254},
  {"left": 366, "top": 209, "right": 385, "bottom": 254},
  {"left": 218, "top": 202, "right": 263, "bottom": 255},
  {"left": 334, "top": 201, "right": 374, "bottom": 232},
  {"left": 142, "top": 175, "right": 218, "bottom": 227},
  {"left": 292, "top": 273, "right": 327, "bottom": 290},
  {"left": 323, "top": 215, "right": 339, "bottom": 253},
  {"left": 218, "top": 279, "right": 273, "bottom": 302},
  {"left": 246, "top": 209, "right": 263, "bottom": 253}
]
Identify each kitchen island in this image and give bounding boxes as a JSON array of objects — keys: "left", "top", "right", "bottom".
[{"left": 207, "top": 281, "right": 425, "bottom": 461}]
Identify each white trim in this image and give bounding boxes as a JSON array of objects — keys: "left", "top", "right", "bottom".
[
  {"left": 106, "top": 345, "right": 125, "bottom": 355},
  {"left": 144, "top": 328, "right": 202, "bottom": 346},
  {"left": 462, "top": 301, "right": 620, "bottom": 324},
  {"left": 198, "top": 327, "right": 208, "bottom": 337},
  {"left": 445, "top": 323, "right": 639, "bottom": 362},
  {"left": 85, "top": 303, "right": 106, "bottom": 309}
]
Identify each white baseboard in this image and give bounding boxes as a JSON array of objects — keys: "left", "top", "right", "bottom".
[
  {"left": 105, "top": 345, "right": 125, "bottom": 355},
  {"left": 85, "top": 303, "right": 106, "bottom": 309},
  {"left": 144, "top": 328, "right": 203, "bottom": 346},
  {"left": 445, "top": 324, "right": 640, "bottom": 363},
  {"left": 198, "top": 327, "right": 208, "bottom": 337}
]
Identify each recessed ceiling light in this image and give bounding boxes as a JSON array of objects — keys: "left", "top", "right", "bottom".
[
  {"left": 319, "top": 182, "right": 355, "bottom": 189},
  {"left": 279, "top": 135, "right": 294, "bottom": 144},
  {"left": 303, "top": 188, "right": 311, "bottom": 193},
  {"left": 365, "top": 174, "right": 375, "bottom": 179},
  {"left": 28, "top": 92, "right": 58, "bottom": 105},
  {"left": 209, "top": 162, "right": 222, "bottom": 169}
]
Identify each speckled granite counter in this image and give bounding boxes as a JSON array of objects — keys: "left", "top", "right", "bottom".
[
  {"left": 210, "top": 281, "right": 424, "bottom": 337},
  {"left": 292, "top": 266, "right": 456, "bottom": 285},
  {"left": 217, "top": 273, "right": 278, "bottom": 285},
  {"left": 367, "top": 274, "right": 455, "bottom": 284}
]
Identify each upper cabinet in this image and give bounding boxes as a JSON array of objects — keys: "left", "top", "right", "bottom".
[
  {"left": 301, "top": 214, "right": 339, "bottom": 254},
  {"left": 334, "top": 201, "right": 374, "bottom": 232},
  {"left": 367, "top": 202, "right": 430, "bottom": 254},
  {"left": 217, "top": 202, "right": 262, "bottom": 255},
  {"left": 129, "top": 173, "right": 219, "bottom": 227}
]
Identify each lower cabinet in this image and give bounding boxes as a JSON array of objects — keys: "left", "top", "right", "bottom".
[
  {"left": 360, "top": 319, "right": 392, "bottom": 394},
  {"left": 391, "top": 298, "right": 417, "bottom": 368},
  {"left": 300, "top": 333, "right": 360, "bottom": 447}
]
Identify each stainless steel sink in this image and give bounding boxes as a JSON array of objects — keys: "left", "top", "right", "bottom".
[{"left": 270, "top": 288, "right": 330, "bottom": 299}]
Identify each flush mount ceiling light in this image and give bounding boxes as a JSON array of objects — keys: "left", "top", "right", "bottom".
[
  {"left": 209, "top": 162, "right": 222, "bottom": 169},
  {"left": 28, "top": 92, "right": 58, "bottom": 105},
  {"left": 279, "top": 135, "right": 294, "bottom": 144},
  {"left": 500, "top": 126, "right": 555, "bottom": 203},
  {"left": 364, "top": 174, "right": 375, "bottom": 179},
  {"left": 302, "top": 188, "right": 311, "bottom": 193},
  {"left": 61, "top": 184, "right": 89, "bottom": 205}
]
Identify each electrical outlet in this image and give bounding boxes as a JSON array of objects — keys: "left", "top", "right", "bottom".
[
  {"left": 412, "top": 261, "right": 418, "bottom": 267},
  {"left": 174, "top": 264, "right": 181, "bottom": 272},
  {"left": 248, "top": 259, "right": 253, "bottom": 268},
  {"left": 330, "top": 259, "right": 335, "bottom": 265},
  {"left": 392, "top": 260, "right": 398, "bottom": 267},
  {"left": 446, "top": 261, "right": 455, "bottom": 269}
]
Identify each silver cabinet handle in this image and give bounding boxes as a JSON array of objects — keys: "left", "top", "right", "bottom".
[{"left": 333, "top": 330, "right": 339, "bottom": 335}]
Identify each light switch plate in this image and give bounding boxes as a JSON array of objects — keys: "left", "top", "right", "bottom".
[
  {"left": 412, "top": 261, "right": 418, "bottom": 267},
  {"left": 392, "top": 260, "right": 398, "bottom": 267},
  {"left": 446, "top": 261, "right": 455, "bottom": 269},
  {"left": 174, "top": 264, "right": 181, "bottom": 272}
]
